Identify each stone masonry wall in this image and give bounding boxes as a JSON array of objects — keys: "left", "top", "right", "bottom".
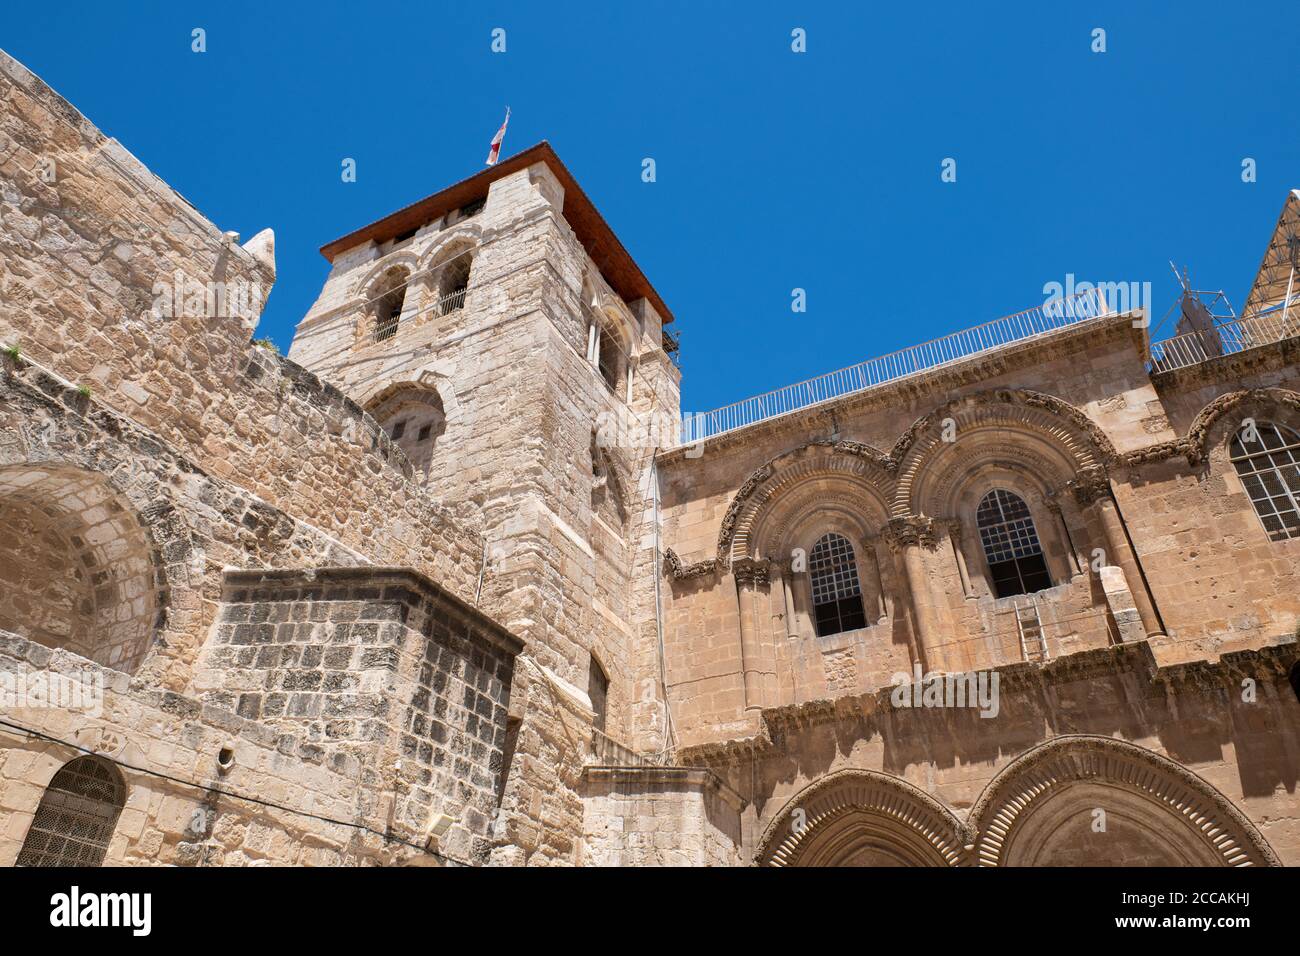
[
  {"left": 194, "top": 567, "right": 522, "bottom": 862},
  {"left": 0, "top": 49, "right": 483, "bottom": 605}
]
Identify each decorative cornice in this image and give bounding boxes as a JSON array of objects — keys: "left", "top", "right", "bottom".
[
  {"left": 1122, "top": 388, "right": 1300, "bottom": 469},
  {"left": 662, "top": 547, "right": 717, "bottom": 581}
]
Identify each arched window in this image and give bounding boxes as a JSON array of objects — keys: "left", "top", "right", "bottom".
[
  {"left": 1230, "top": 422, "right": 1300, "bottom": 541},
  {"left": 590, "top": 434, "right": 626, "bottom": 531},
  {"left": 16, "top": 756, "right": 125, "bottom": 867},
  {"left": 588, "top": 655, "right": 610, "bottom": 736},
  {"left": 809, "top": 533, "right": 867, "bottom": 637},
  {"left": 977, "top": 489, "right": 1052, "bottom": 598},
  {"left": 434, "top": 251, "right": 473, "bottom": 316},
  {"left": 597, "top": 325, "right": 623, "bottom": 395},
  {"left": 371, "top": 267, "right": 409, "bottom": 342},
  {"left": 584, "top": 306, "right": 629, "bottom": 399}
]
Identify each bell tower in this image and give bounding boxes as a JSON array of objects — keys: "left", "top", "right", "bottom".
[{"left": 288, "top": 143, "right": 681, "bottom": 864}]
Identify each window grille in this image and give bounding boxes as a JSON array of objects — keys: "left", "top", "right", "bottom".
[
  {"left": 16, "top": 756, "right": 125, "bottom": 867},
  {"left": 977, "top": 489, "right": 1052, "bottom": 598},
  {"left": 809, "top": 532, "right": 867, "bottom": 636},
  {"left": 1230, "top": 422, "right": 1300, "bottom": 541}
]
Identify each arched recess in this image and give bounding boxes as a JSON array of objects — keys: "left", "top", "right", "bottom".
[
  {"left": 719, "top": 441, "right": 895, "bottom": 570},
  {"left": 364, "top": 383, "right": 447, "bottom": 481},
  {"left": 892, "top": 389, "right": 1116, "bottom": 519},
  {"left": 755, "top": 769, "right": 968, "bottom": 867},
  {"left": 16, "top": 755, "right": 126, "bottom": 867},
  {"left": 968, "top": 735, "right": 1281, "bottom": 867},
  {"left": 353, "top": 252, "right": 420, "bottom": 346},
  {"left": 0, "top": 464, "right": 166, "bottom": 674}
]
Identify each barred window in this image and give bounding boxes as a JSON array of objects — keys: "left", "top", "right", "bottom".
[
  {"left": 1230, "top": 422, "right": 1300, "bottom": 541},
  {"left": 977, "top": 489, "right": 1052, "bottom": 598},
  {"left": 809, "top": 532, "right": 867, "bottom": 637},
  {"left": 16, "top": 756, "right": 125, "bottom": 867}
]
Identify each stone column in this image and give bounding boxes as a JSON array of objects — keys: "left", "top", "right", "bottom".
[
  {"left": 860, "top": 537, "right": 889, "bottom": 622},
  {"left": 733, "top": 558, "right": 775, "bottom": 712},
  {"left": 883, "top": 516, "right": 940, "bottom": 672},
  {"left": 1071, "top": 468, "right": 1165, "bottom": 639},
  {"left": 936, "top": 518, "right": 974, "bottom": 600}
]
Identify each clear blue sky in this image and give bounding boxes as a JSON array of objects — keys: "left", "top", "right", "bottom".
[{"left": 6, "top": 2, "right": 1298, "bottom": 415}]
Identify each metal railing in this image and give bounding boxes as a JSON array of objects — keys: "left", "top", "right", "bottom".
[
  {"left": 438, "top": 286, "right": 468, "bottom": 316},
  {"left": 678, "top": 287, "right": 1115, "bottom": 445},
  {"left": 1148, "top": 308, "right": 1300, "bottom": 373}
]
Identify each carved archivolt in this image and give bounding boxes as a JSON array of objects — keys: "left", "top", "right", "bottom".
[
  {"left": 711, "top": 390, "right": 1113, "bottom": 568},
  {"left": 967, "top": 735, "right": 1281, "bottom": 867},
  {"left": 892, "top": 389, "right": 1117, "bottom": 518},
  {"left": 716, "top": 442, "right": 893, "bottom": 569},
  {"left": 755, "top": 769, "right": 968, "bottom": 867}
]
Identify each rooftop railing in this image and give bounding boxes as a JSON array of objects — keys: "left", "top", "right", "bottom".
[
  {"left": 678, "top": 286, "right": 1116, "bottom": 445},
  {"left": 1148, "top": 308, "right": 1300, "bottom": 373}
]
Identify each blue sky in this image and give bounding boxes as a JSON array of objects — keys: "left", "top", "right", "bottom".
[{"left": 6, "top": 2, "right": 1298, "bottom": 414}]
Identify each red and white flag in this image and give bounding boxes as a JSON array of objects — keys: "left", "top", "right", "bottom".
[{"left": 485, "top": 107, "right": 510, "bottom": 166}]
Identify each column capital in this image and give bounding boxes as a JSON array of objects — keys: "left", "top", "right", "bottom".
[
  {"left": 733, "top": 557, "right": 770, "bottom": 587},
  {"left": 1067, "top": 465, "right": 1113, "bottom": 508},
  {"left": 882, "top": 515, "right": 938, "bottom": 551}
]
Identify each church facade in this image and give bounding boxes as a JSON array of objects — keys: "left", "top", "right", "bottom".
[{"left": 1, "top": 49, "right": 1297, "bottom": 867}]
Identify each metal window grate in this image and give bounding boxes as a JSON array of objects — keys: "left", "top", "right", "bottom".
[
  {"left": 16, "top": 756, "right": 125, "bottom": 867},
  {"left": 810, "top": 533, "right": 863, "bottom": 605},
  {"left": 1230, "top": 422, "right": 1300, "bottom": 541},
  {"left": 809, "top": 532, "right": 868, "bottom": 636}
]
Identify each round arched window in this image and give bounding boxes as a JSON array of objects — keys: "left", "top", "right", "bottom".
[
  {"left": 809, "top": 533, "right": 867, "bottom": 637},
  {"left": 976, "top": 490, "right": 1052, "bottom": 598},
  {"left": 16, "top": 756, "right": 125, "bottom": 867}
]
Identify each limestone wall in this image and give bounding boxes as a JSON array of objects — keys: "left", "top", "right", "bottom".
[
  {"left": 0, "top": 49, "right": 482, "bottom": 603},
  {"left": 655, "top": 315, "right": 1300, "bottom": 747}
]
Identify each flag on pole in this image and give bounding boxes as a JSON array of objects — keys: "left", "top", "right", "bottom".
[{"left": 486, "top": 107, "right": 510, "bottom": 166}]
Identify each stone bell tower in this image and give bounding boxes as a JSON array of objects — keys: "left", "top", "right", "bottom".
[{"left": 287, "top": 143, "right": 681, "bottom": 863}]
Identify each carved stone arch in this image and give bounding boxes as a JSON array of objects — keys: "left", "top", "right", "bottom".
[
  {"left": 891, "top": 389, "right": 1117, "bottom": 518},
  {"left": 969, "top": 735, "right": 1281, "bottom": 867},
  {"left": 1185, "top": 387, "right": 1300, "bottom": 466},
  {"left": 417, "top": 220, "right": 485, "bottom": 272},
  {"left": 717, "top": 441, "right": 895, "bottom": 569},
  {"left": 755, "top": 769, "right": 969, "bottom": 867},
  {"left": 352, "top": 249, "right": 421, "bottom": 300},
  {"left": 352, "top": 368, "right": 461, "bottom": 423},
  {"left": 761, "top": 490, "right": 882, "bottom": 566}
]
